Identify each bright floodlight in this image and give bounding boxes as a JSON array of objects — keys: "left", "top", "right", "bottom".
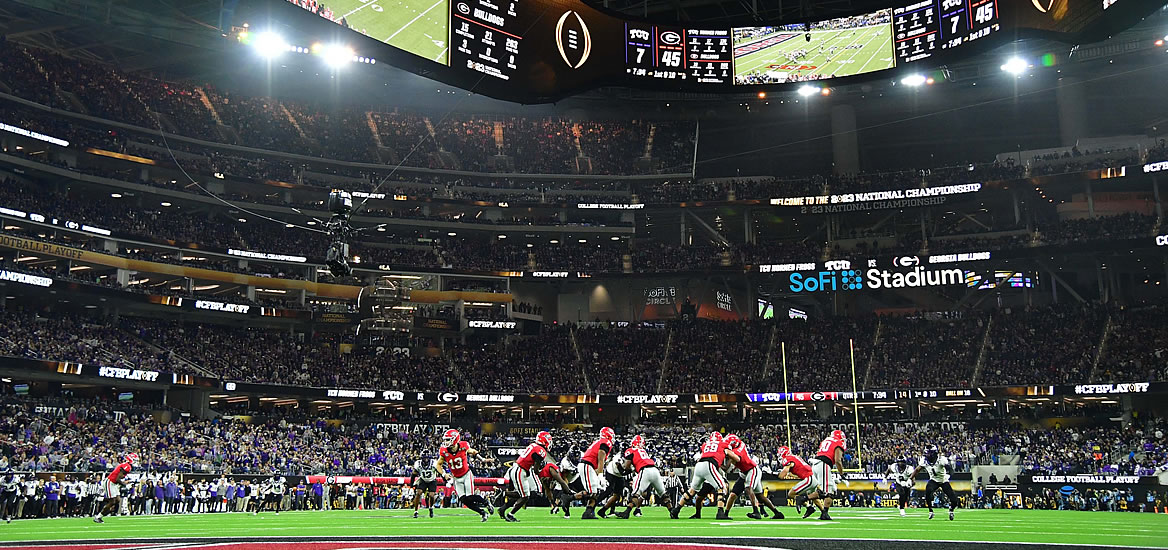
[
  {"left": 901, "top": 74, "right": 927, "bottom": 87},
  {"left": 253, "top": 32, "right": 288, "bottom": 59},
  {"left": 1001, "top": 57, "right": 1028, "bottom": 74},
  {"left": 322, "top": 44, "right": 355, "bottom": 68},
  {"left": 797, "top": 85, "right": 818, "bottom": 97}
]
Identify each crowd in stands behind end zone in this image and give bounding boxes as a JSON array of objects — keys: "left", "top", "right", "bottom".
[{"left": 2, "top": 302, "right": 1166, "bottom": 393}]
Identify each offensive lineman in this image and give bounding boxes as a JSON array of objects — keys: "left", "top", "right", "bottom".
[
  {"left": 911, "top": 445, "right": 957, "bottom": 520},
  {"left": 778, "top": 445, "right": 817, "bottom": 514},
  {"left": 573, "top": 427, "right": 615, "bottom": 519},
  {"left": 497, "top": 430, "right": 552, "bottom": 522},
  {"left": 884, "top": 455, "right": 915, "bottom": 516},
  {"left": 94, "top": 452, "right": 136, "bottom": 523},
  {"left": 436, "top": 429, "right": 495, "bottom": 521},
  {"left": 670, "top": 432, "right": 740, "bottom": 520},
  {"left": 613, "top": 434, "right": 673, "bottom": 519},
  {"left": 722, "top": 434, "right": 784, "bottom": 519},
  {"left": 800, "top": 430, "right": 849, "bottom": 521},
  {"left": 411, "top": 456, "right": 439, "bottom": 518}
]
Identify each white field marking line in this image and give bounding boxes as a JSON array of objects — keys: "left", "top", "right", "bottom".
[
  {"left": 855, "top": 27, "right": 893, "bottom": 74},
  {"left": 10, "top": 523, "right": 1166, "bottom": 538},
  {"left": 342, "top": 0, "right": 378, "bottom": 19},
  {"left": 387, "top": 0, "right": 446, "bottom": 42},
  {"left": 809, "top": 27, "right": 877, "bottom": 77},
  {"left": 9, "top": 533, "right": 1168, "bottom": 550},
  {"left": 434, "top": 47, "right": 448, "bottom": 62}
]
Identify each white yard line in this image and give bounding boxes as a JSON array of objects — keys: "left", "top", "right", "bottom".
[{"left": 387, "top": 0, "right": 446, "bottom": 42}]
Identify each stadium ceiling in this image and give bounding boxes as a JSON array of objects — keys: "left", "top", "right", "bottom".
[
  {"left": 0, "top": 0, "right": 230, "bottom": 73},
  {"left": 588, "top": 0, "right": 879, "bottom": 24}
]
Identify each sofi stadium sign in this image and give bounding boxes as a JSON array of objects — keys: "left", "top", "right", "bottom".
[{"left": 788, "top": 267, "right": 965, "bottom": 293}]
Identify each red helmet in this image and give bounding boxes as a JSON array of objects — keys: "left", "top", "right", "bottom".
[
  {"left": 125, "top": 452, "right": 139, "bottom": 465},
  {"left": 536, "top": 431, "right": 552, "bottom": 447},
  {"left": 831, "top": 429, "right": 846, "bottom": 442},
  {"left": 630, "top": 434, "right": 645, "bottom": 449},
  {"left": 599, "top": 426, "right": 615, "bottom": 442},
  {"left": 777, "top": 446, "right": 791, "bottom": 459},
  {"left": 709, "top": 432, "right": 723, "bottom": 443},
  {"left": 724, "top": 434, "right": 743, "bottom": 449},
  {"left": 442, "top": 429, "right": 461, "bottom": 448}
]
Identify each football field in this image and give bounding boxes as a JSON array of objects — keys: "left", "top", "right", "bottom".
[
  {"left": 1, "top": 508, "right": 1166, "bottom": 548},
  {"left": 320, "top": 0, "right": 449, "bottom": 64},
  {"left": 732, "top": 25, "right": 894, "bottom": 84}
]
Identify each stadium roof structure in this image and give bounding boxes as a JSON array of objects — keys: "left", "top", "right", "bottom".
[{"left": 0, "top": 0, "right": 231, "bottom": 74}]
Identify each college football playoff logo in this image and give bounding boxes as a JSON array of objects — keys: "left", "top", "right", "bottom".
[
  {"left": 555, "top": 10, "right": 592, "bottom": 69},
  {"left": 1031, "top": 0, "right": 1057, "bottom": 12}
]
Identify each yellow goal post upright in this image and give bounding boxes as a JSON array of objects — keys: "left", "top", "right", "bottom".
[
  {"left": 780, "top": 338, "right": 863, "bottom": 472},
  {"left": 847, "top": 337, "right": 863, "bottom": 473}
]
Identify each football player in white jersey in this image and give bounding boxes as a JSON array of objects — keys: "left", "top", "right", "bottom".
[
  {"left": 411, "top": 457, "right": 440, "bottom": 519},
  {"left": 884, "top": 455, "right": 915, "bottom": 516},
  {"left": 910, "top": 445, "right": 957, "bottom": 520}
]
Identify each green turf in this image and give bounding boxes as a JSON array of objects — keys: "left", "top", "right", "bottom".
[
  {"left": 2, "top": 508, "right": 1167, "bottom": 546},
  {"left": 324, "top": 0, "right": 449, "bottom": 64},
  {"left": 732, "top": 26, "right": 894, "bottom": 83}
]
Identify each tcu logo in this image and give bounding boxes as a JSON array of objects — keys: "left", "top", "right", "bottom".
[{"left": 824, "top": 260, "right": 851, "bottom": 270}]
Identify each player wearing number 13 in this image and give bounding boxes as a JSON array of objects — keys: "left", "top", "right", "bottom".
[{"left": 436, "top": 429, "right": 495, "bottom": 522}]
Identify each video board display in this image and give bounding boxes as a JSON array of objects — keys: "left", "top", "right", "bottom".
[
  {"left": 732, "top": 9, "right": 895, "bottom": 85},
  {"left": 276, "top": 0, "right": 1139, "bottom": 99},
  {"left": 286, "top": 0, "right": 451, "bottom": 64},
  {"left": 893, "top": 0, "right": 1002, "bottom": 64}
]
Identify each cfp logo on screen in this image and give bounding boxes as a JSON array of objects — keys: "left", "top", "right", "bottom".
[{"left": 555, "top": 10, "right": 592, "bottom": 69}]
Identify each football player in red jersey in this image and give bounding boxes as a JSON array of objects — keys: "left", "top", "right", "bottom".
[
  {"left": 778, "top": 445, "right": 816, "bottom": 512},
  {"left": 723, "top": 434, "right": 784, "bottom": 520},
  {"left": 497, "top": 430, "right": 551, "bottom": 522},
  {"left": 536, "top": 462, "right": 573, "bottom": 508},
  {"left": 613, "top": 434, "right": 674, "bottom": 519},
  {"left": 670, "top": 432, "right": 740, "bottom": 520},
  {"left": 93, "top": 453, "right": 136, "bottom": 523},
  {"left": 436, "top": 429, "right": 495, "bottom": 522},
  {"left": 801, "top": 429, "right": 849, "bottom": 520},
  {"left": 571, "top": 426, "right": 614, "bottom": 519}
]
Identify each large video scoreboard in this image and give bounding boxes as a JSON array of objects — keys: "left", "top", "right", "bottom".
[{"left": 280, "top": 0, "right": 1136, "bottom": 100}]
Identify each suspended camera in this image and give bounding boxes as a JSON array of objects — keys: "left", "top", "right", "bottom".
[{"left": 325, "top": 189, "right": 354, "bottom": 277}]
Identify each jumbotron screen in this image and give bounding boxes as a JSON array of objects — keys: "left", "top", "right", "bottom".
[
  {"left": 732, "top": 10, "right": 895, "bottom": 85},
  {"left": 286, "top": 0, "right": 452, "bottom": 64},
  {"left": 278, "top": 0, "right": 1126, "bottom": 98}
]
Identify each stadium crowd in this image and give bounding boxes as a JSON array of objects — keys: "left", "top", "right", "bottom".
[{"left": 2, "top": 301, "right": 1165, "bottom": 394}]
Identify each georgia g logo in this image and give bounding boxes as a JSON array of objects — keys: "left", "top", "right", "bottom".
[{"left": 555, "top": 10, "right": 592, "bottom": 69}]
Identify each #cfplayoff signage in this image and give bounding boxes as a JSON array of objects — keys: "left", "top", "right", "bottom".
[
  {"left": 468, "top": 320, "right": 517, "bottom": 329},
  {"left": 788, "top": 267, "right": 966, "bottom": 293}
]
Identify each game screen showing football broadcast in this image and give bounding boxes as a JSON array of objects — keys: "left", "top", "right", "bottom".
[
  {"left": 732, "top": 9, "right": 894, "bottom": 85},
  {"left": 285, "top": 0, "right": 451, "bottom": 65}
]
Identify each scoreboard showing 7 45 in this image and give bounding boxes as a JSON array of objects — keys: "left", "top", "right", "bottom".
[{"left": 624, "top": 24, "right": 732, "bottom": 84}]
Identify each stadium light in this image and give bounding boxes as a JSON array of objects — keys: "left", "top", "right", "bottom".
[
  {"left": 322, "top": 44, "right": 355, "bottom": 68},
  {"left": 1001, "top": 57, "right": 1028, "bottom": 74},
  {"left": 252, "top": 32, "right": 288, "bottom": 59},
  {"left": 901, "top": 74, "right": 927, "bottom": 87},
  {"left": 797, "top": 85, "right": 818, "bottom": 97}
]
